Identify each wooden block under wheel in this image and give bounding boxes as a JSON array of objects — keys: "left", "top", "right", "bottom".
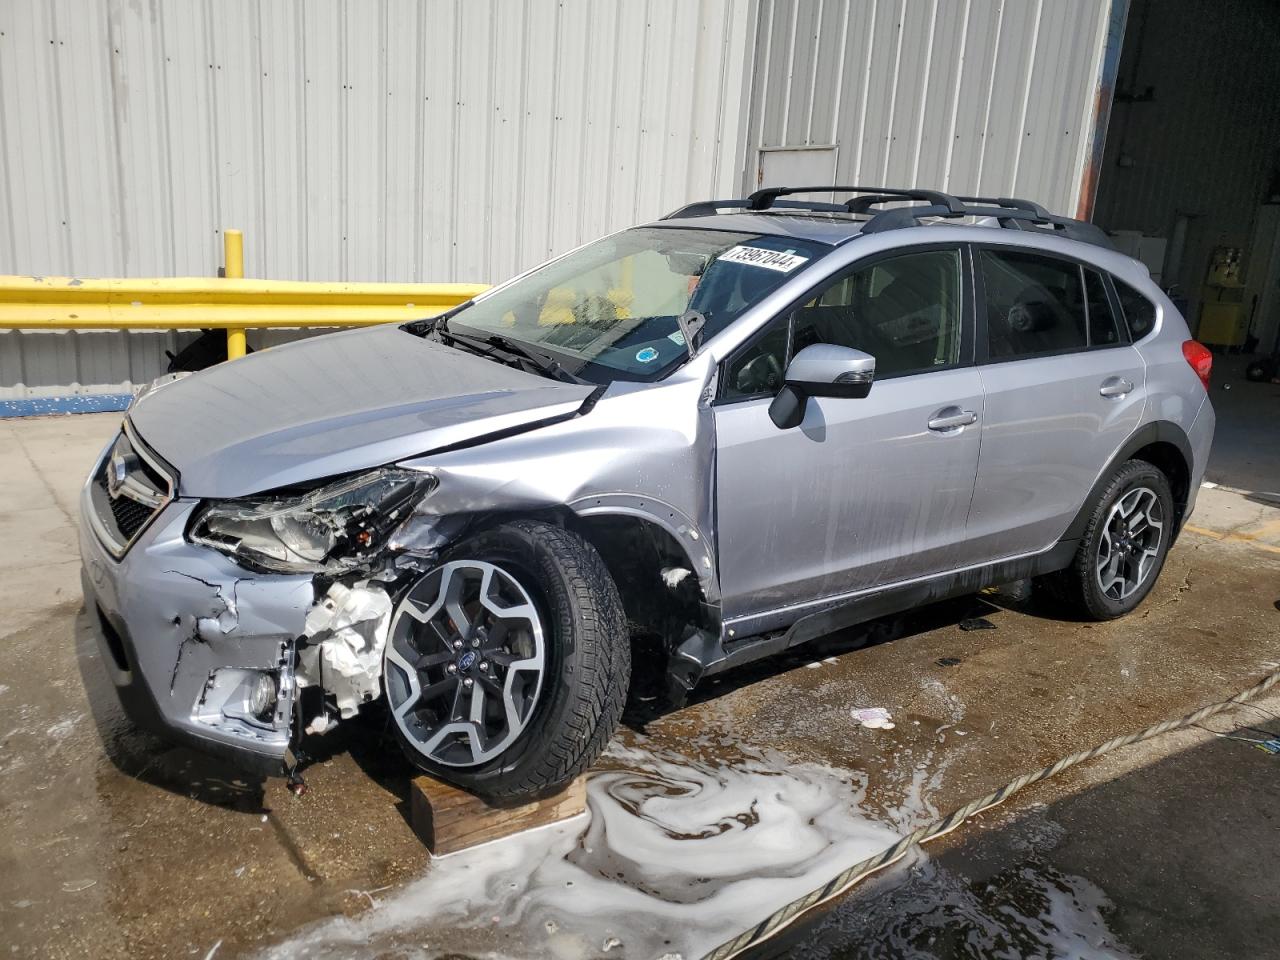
[{"left": 409, "top": 775, "right": 588, "bottom": 856}]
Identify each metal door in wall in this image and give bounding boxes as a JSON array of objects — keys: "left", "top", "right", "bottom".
[{"left": 757, "top": 147, "right": 838, "bottom": 191}]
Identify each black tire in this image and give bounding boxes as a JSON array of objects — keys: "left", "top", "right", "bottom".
[
  {"left": 385, "top": 519, "right": 630, "bottom": 804},
  {"left": 1039, "top": 459, "right": 1175, "bottom": 621}
]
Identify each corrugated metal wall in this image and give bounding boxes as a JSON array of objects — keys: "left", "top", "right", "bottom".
[
  {"left": 0, "top": 0, "right": 754, "bottom": 399},
  {"left": 4, "top": 0, "right": 1125, "bottom": 401},
  {"left": 742, "top": 0, "right": 1114, "bottom": 214},
  {"left": 0, "top": 0, "right": 753, "bottom": 283},
  {"left": 1093, "top": 0, "right": 1280, "bottom": 318}
]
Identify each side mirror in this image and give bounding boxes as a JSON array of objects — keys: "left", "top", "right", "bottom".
[{"left": 769, "top": 344, "right": 875, "bottom": 429}]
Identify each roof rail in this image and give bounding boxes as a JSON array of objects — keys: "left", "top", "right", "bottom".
[
  {"left": 955, "top": 195, "right": 1052, "bottom": 219},
  {"left": 661, "top": 185, "right": 1113, "bottom": 251},
  {"left": 661, "top": 197, "right": 850, "bottom": 219}
]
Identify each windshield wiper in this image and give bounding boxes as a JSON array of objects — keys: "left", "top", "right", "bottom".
[
  {"left": 483, "top": 335, "right": 585, "bottom": 384},
  {"left": 435, "top": 322, "right": 586, "bottom": 385}
]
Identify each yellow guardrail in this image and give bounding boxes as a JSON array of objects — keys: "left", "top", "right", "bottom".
[{"left": 0, "top": 230, "right": 488, "bottom": 360}]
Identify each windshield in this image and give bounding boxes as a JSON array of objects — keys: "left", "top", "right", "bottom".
[{"left": 436, "top": 226, "right": 828, "bottom": 383}]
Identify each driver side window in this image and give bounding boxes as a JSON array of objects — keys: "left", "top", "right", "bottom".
[{"left": 721, "top": 247, "right": 963, "bottom": 401}]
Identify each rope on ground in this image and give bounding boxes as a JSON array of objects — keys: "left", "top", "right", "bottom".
[{"left": 701, "top": 666, "right": 1280, "bottom": 960}]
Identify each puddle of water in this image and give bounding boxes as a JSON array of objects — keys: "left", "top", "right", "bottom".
[
  {"left": 876, "top": 679, "right": 968, "bottom": 832},
  {"left": 259, "top": 741, "right": 901, "bottom": 960},
  {"left": 796, "top": 856, "right": 1139, "bottom": 960}
]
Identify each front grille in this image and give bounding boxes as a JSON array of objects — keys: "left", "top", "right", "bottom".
[
  {"left": 95, "top": 462, "right": 155, "bottom": 539},
  {"left": 88, "top": 426, "right": 174, "bottom": 558}
]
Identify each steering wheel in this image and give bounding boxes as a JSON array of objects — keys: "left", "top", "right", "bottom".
[{"left": 735, "top": 350, "right": 784, "bottom": 395}]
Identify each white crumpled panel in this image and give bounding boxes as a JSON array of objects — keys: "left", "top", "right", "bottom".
[{"left": 297, "top": 581, "right": 392, "bottom": 722}]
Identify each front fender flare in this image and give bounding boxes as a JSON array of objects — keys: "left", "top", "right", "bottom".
[{"left": 568, "top": 493, "right": 720, "bottom": 606}]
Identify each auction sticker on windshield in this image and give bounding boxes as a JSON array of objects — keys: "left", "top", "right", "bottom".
[{"left": 718, "top": 245, "right": 809, "bottom": 273}]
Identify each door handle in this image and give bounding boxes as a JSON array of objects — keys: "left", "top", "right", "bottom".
[
  {"left": 1099, "top": 376, "right": 1134, "bottom": 399},
  {"left": 928, "top": 407, "right": 978, "bottom": 432}
]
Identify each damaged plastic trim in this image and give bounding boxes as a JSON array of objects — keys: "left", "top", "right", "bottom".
[{"left": 296, "top": 580, "right": 393, "bottom": 731}]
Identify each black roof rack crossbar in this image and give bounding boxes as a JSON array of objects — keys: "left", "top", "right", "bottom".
[
  {"left": 862, "top": 203, "right": 1063, "bottom": 234},
  {"left": 956, "top": 195, "right": 1052, "bottom": 219},
  {"left": 860, "top": 203, "right": 955, "bottom": 233},
  {"left": 846, "top": 194, "right": 915, "bottom": 213},
  {"left": 746, "top": 185, "right": 967, "bottom": 215}
]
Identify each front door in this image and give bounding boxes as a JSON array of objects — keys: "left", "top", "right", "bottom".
[{"left": 714, "top": 246, "right": 984, "bottom": 626}]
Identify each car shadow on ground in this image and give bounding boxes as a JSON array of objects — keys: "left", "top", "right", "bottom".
[
  {"left": 298, "top": 702, "right": 420, "bottom": 814},
  {"left": 74, "top": 606, "right": 271, "bottom": 813},
  {"left": 623, "top": 580, "right": 1074, "bottom": 731},
  {"left": 749, "top": 705, "right": 1280, "bottom": 960}
]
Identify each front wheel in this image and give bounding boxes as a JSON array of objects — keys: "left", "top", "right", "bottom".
[
  {"left": 1041, "top": 459, "right": 1175, "bottom": 620},
  {"left": 383, "top": 519, "right": 630, "bottom": 804}
]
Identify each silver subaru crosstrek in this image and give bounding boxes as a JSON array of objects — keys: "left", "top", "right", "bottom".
[{"left": 80, "top": 187, "right": 1215, "bottom": 802}]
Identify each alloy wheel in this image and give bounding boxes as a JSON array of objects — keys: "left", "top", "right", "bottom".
[
  {"left": 1096, "top": 486, "right": 1164, "bottom": 602},
  {"left": 385, "top": 560, "right": 545, "bottom": 768}
]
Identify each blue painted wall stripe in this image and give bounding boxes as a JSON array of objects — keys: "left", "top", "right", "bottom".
[{"left": 0, "top": 394, "right": 133, "bottom": 418}]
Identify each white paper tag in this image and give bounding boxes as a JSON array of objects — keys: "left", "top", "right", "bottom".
[{"left": 717, "top": 245, "right": 809, "bottom": 273}]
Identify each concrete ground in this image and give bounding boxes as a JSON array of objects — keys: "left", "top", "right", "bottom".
[
  {"left": 1201, "top": 354, "right": 1280, "bottom": 495},
  {"left": 0, "top": 402, "right": 1277, "bottom": 960}
]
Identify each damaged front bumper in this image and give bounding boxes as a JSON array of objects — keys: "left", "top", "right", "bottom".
[{"left": 80, "top": 491, "right": 313, "bottom": 776}]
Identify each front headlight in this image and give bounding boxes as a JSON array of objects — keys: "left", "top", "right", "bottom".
[{"left": 190, "top": 468, "right": 435, "bottom": 573}]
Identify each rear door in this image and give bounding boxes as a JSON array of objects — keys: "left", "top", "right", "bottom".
[
  {"left": 965, "top": 246, "right": 1146, "bottom": 560},
  {"left": 714, "top": 245, "right": 985, "bottom": 626}
]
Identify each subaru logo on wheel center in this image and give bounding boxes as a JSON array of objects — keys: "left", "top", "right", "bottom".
[{"left": 457, "top": 650, "right": 478, "bottom": 672}]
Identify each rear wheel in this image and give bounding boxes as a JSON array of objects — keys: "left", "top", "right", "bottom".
[
  {"left": 383, "top": 519, "right": 630, "bottom": 803},
  {"left": 1041, "top": 459, "right": 1175, "bottom": 620}
]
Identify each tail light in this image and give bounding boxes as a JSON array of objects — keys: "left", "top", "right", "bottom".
[{"left": 1182, "top": 340, "right": 1212, "bottom": 391}]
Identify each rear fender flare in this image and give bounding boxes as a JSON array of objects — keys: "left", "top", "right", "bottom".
[{"left": 1061, "top": 420, "right": 1193, "bottom": 545}]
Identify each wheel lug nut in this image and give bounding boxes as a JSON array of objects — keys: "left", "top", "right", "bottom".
[
  {"left": 446, "top": 663, "right": 457, "bottom": 675},
  {"left": 471, "top": 637, "right": 481, "bottom": 648},
  {"left": 452, "top": 639, "right": 463, "bottom": 650},
  {"left": 462, "top": 677, "right": 474, "bottom": 689},
  {"left": 479, "top": 661, "right": 489, "bottom": 672}
]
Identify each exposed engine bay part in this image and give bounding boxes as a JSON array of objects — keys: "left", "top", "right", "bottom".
[{"left": 297, "top": 580, "right": 392, "bottom": 723}]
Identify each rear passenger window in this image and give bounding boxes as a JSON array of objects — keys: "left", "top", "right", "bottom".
[
  {"left": 1114, "top": 279, "right": 1157, "bottom": 340},
  {"left": 1084, "top": 269, "right": 1125, "bottom": 346},
  {"left": 980, "top": 250, "right": 1087, "bottom": 359}
]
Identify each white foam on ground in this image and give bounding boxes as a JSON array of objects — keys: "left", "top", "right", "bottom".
[{"left": 259, "top": 742, "right": 900, "bottom": 959}]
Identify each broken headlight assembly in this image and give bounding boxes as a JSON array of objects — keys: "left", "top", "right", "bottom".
[{"left": 189, "top": 468, "right": 436, "bottom": 573}]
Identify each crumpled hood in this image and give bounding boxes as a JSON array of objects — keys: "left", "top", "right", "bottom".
[{"left": 128, "top": 325, "right": 595, "bottom": 498}]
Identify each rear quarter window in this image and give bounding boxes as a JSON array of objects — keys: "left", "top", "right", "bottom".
[{"left": 1114, "top": 279, "right": 1158, "bottom": 340}]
